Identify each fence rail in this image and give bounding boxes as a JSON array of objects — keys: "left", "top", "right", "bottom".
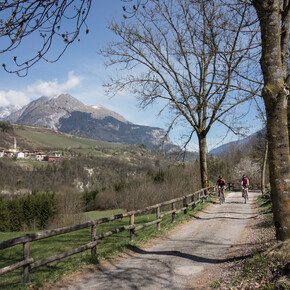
[
  {"left": 227, "top": 182, "right": 261, "bottom": 191},
  {"left": 0, "top": 186, "right": 214, "bottom": 284}
]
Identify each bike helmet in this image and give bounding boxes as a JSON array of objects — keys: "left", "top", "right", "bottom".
[
  {"left": 219, "top": 175, "right": 222, "bottom": 178},
  {"left": 242, "top": 174, "right": 246, "bottom": 177}
]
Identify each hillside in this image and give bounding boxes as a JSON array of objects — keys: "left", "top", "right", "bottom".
[
  {"left": 0, "top": 122, "right": 180, "bottom": 195},
  {"left": 209, "top": 129, "right": 266, "bottom": 156}
]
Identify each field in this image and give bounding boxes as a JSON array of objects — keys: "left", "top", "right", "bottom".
[
  {"left": 14, "top": 125, "right": 122, "bottom": 150},
  {"left": 0, "top": 201, "right": 211, "bottom": 289}
]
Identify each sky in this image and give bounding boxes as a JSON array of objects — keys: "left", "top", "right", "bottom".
[{"left": 0, "top": 1, "right": 264, "bottom": 152}]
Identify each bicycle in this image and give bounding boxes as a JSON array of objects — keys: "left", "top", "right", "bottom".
[
  {"left": 242, "top": 186, "right": 248, "bottom": 204},
  {"left": 218, "top": 186, "right": 225, "bottom": 205}
]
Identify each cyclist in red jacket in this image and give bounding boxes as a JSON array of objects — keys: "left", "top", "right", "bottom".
[{"left": 241, "top": 174, "right": 250, "bottom": 199}]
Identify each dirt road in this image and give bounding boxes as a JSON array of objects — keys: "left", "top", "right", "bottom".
[{"left": 60, "top": 191, "right": 260, "bottom": 290}]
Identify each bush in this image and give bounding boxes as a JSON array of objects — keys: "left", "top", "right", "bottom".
[
  {"left": 50, "top": 187, "right": 86, "bottom": 228},
  {"left": 83, "top": 189, "right": 99, "bottom": 211}
]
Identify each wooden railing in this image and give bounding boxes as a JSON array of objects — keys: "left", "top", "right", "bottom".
[
  {"left": 227, "top": 182, "right": 261, "bottom": 191},
  {"left": 0, "top": 186, "right": 214, "bottom": 284}
]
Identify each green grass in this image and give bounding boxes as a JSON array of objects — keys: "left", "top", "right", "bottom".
[
  {"left": 0, "top": 199, "right": 213, "bottom": 289},
  {"left": 84, "top": 209, "right": 126, "bottom": 220},
  {"left": 14, "top": 126, "right": 122, "bottom": 150}
]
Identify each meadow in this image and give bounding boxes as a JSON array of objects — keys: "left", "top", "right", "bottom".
[{"left": 0, "top": 200, "right": 212, "bottom": 289}]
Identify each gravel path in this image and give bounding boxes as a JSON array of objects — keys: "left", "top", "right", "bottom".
[{"left": 60, "top": 191, "right": 260, "bottom": 290}]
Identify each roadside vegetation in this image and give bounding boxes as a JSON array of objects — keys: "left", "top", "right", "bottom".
[{"left": 211, "top": 194, "right": 289, "bottom": 289}]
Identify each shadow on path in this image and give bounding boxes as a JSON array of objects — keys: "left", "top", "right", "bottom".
[{"left": 126, "top": 245, "right": 252, "bottom": 265}]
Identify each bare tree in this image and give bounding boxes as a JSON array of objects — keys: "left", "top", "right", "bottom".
[
  {"left": 100, "top": 0, "right": 261, "bottom": 189},
  {"left": 0, "top": 0, "right": 91, "bottom": 76},
  {"left": 251, "top": 0, "right": 290, "bottom": 241}
]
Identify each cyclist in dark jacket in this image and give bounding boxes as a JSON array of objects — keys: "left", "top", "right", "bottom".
[{"left": 216, "top": 176, "right": 226, "bottom": 200}]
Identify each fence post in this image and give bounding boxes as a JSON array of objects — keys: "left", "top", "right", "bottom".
[
  {"left": 23, "top": 241, "right": 30, "bottom": 284},
  {"left": 183, "top": 197, "right": 187, "bottom": 214},
  {"left": 130, "top": 214, "right": 135, "bottom": 241},
  {"left": 156, "top": 207, "right": 161, "bottom": 231},
  {"left": 202, "top": 190, "right": 205, "bottom": 203},
  {"left": 172, "top": 202, "right": 176, "bottom": 223},
  {"left": 91, "top": 224, "right": 97, "bottom": 256},
  {"left": 191, "top": 195, "right": 195, "bottom": 210}
]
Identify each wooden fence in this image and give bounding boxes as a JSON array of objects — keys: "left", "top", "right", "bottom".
[
  {"left": 227, "top": 182, "right": 261, "bottom": 191},
  {"left": 0, "top": 186, "right": 214, "bottom": 284}
]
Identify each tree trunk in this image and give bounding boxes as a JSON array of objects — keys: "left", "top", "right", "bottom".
[
  {"left": 261, "top": 139, "right": 268, "bottom": 197},
  {"left": 198, "top": 133, "right": 209, "bottom": 189},
  {"left": 253, "top": 0, "right": 290, "bottom": 241},
  {"left": 264, "top": 91, "right": 290, "bottom": 240}
]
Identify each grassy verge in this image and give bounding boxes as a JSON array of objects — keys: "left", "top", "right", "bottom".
[
  {"left": 0, "top": 197, "right": 214, "bottom": 289},
  {"left": 239, "top": 195, "right": 290, "bottom": 289},
  {"left": 211, "top": 194, "right": 290, "bottom": 289}
]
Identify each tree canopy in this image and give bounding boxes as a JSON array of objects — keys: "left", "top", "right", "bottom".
[{"left": 0, "top": 0, "right": 91, "bottom": 76}]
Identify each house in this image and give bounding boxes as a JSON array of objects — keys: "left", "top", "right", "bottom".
[
  {"left": 0, "top": 148, "right": 4, "bottom": 158},
  {"left": 5, "top": 150, "right": 14, "bottom": 157},
  {"left": 36, "top": 152, "right": 46, "bottom": 161},
  {"left": 22, "top": 150, "right": 30, "bottom": 159},
  {"left": 16, "top": 152, "right": 25, "bottom": 159},
  {"left": 51, "top": 152, "right": 61, "bottom": 158},
  {"left": 43, "top": 156, "right": 62, "bottom": 162}
]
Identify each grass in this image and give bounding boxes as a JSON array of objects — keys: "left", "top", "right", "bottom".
[
  {"left": 0, "top": 198, "right": 213, "bottom": 289},
  {"left": 84, "top": 209, "right": 127, "bottom": 220},
  {"left": 14, "top": 125, "right": 122, "bottom": 150}
]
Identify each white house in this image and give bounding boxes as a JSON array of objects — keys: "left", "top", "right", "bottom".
[{"left": 16, "top": 152, "right": 25, "bottom": 159}]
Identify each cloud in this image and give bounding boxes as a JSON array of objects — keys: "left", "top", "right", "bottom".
[
  {"left": 0, "top": 72, "right": 84, "bottom": 107},
  {"left": 26, "top": 71, "right": 83, "bottom": 97},
  {"left": 0, "top": 90, "right": 30, "bottom": 107}
]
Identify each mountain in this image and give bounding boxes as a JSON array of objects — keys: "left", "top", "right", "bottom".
[
  {"left": 0, "top": 105, "right": 22, "bottom": 119},
  {"left": 2, "top": 94, "right": 176, "bottom": 151},
  {"left": 209, "top": 130, "right": 266, "bottom": 156}
]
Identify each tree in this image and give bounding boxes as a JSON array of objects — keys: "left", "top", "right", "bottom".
[
  {"left": 100, "top": 0, "right": 261, "bottom": 189},
  {"left": 0, "top": 0, "right": 91, "bottom": 76},
  {"left": 251, "top": 0, "right": 290, "bottom": 241},
  {"left": 253, "top": 98, "right": 268, "bottom": 197}
]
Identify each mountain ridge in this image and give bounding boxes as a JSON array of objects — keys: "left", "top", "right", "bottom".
[{"left": 1, "top": 94, "right": 177, "bottom": 151}]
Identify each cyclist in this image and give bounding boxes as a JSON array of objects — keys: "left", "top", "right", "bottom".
[
  {"left": 216, "top": 175, "right": 226, "bottom": 201},
  {"left": 241, "top": 174, "right": 250, "bottom": 199}
]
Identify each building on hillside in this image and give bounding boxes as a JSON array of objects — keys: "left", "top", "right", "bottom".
[
  {"left": 0, "top": 148, "right": 4, "bottom": 158},
  {"left": 16, "top": 152, "right": 25, "bottom": 159},
  {"left": 22, "top": 150, "right": 30, "bottom": 159},
  {"left": 51, "top": 152, "right": 61, "bottom": 158},
  {"left": 4, "top": 150, "right": 14, "bottom": 157},
  {"left": 43, "top": 155, "right": 63, "bottom": 162},
  {"left": 36, "top": 152, "right": 46, "bottom": 161}
]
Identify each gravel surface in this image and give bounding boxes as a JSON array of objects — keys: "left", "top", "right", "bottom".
[{"left": 46, "top": 191, "right": 261, "bottom": 290}]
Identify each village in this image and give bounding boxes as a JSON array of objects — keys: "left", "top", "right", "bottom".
[{"left": 0, "top": 138, "right": 65, "bottom": 162}]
